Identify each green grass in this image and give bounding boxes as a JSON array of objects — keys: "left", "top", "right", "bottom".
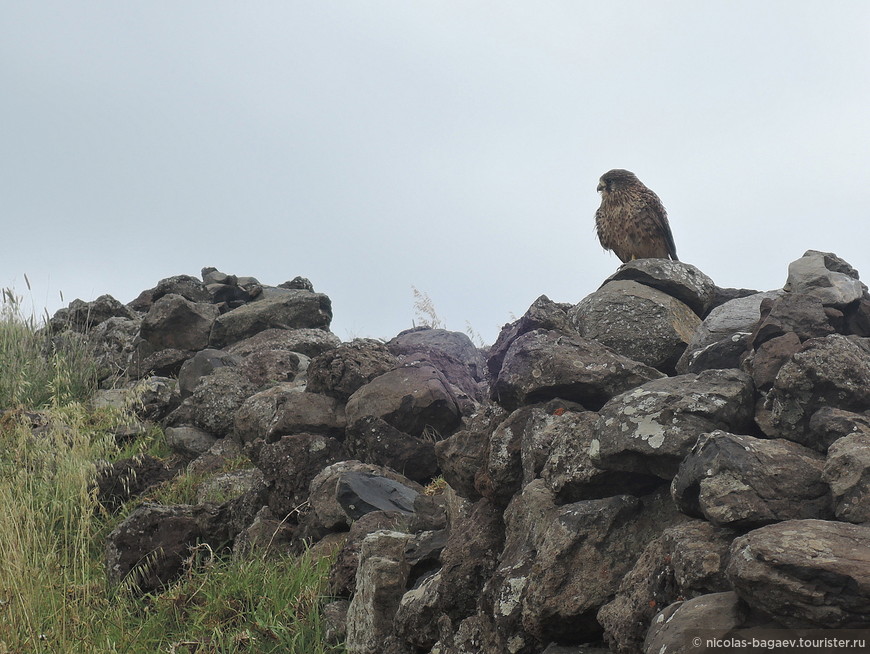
[
  {"left": 0, "top": 288, "right": 98, "bottom": 410},
  {"left": 0, "top": 289, "right": 343, "bottom": 653}
]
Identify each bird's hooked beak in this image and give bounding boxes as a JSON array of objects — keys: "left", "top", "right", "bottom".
[{"left": 596, "top": 181, "right": 605, "bottom": 193}]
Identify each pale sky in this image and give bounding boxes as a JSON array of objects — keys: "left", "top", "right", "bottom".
[{"left": 3, "top": 2, "right": 869, "bottom": 344}]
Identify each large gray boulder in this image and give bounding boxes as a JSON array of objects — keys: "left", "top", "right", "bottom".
[
  {"left": 434, "top": 404, "right": 507, "bottom": 501},
  {"left": 307, "top": 339, "right": 398, "bottom": 401},
  {"left": 139, "top": 294, "right": 219, "bottom": 351},
  {"left": 387, "top": 327, "right": 487, "bottom": 402},
  {"left": 234, "top": 385, "right": 345, "bottom": 444},
  {"left": 308, "top": 461, "right": 424, "bottom": 531},
  {"left": 250, "top": 433, "right": 346, "bottom": 520},
  {"left": 87, "top": 316, "right": 142, "bottom": 381},
  {"left": 602, "top": 259, "right": 717, "bottom": 317},
  {"left": 345, "top": 363, "right": 462, "bottom": 439},
  {"left": 593, "top": 369, "right": 755, "bottom": 479},
  {"left": 106, "top": 502, "right": 231, "bottom": 593},
  {"left": 167, "top": 368, "right": 257, "bottom": 437},
  {"left": 344, "top": 416, "right": 438, "bottom": 484},
  {"left": 492, "top": 329, "right": 664, "bottom": 412},
  {"left": 598, "top": 520, "right": 737, "bottom": 654},
  {"left": 671, "top": 431, "right": 832, "bottom": 528},
  {"left": 727, "top": 519, "right": 870, "bottom": 628},
  {"left": 676, "top": 290, "right": 782, "bottom": 374},
  {"left": 643, "top": 592, "right": 744, "bottom": 654},
  {"left": 823, "top": 429, "right": 870, "bottom": 524},
  {"left": 487, "top": 295, "right": 577, "bottom": 380},
  {"left": 482, "top": 480, "right": 560, "bottom": 654},
  {"left": 346, "top": 530, "right": 413, "bottom": 654},
  {"left": 570, "top": 280, "right": 701, "bottom": 373},
  {"left": 128, "top": 274, "right": 211, "bottom": 311},
  {"left": 224, "top": 326, "right": 341, "bottom": 359},
  {"left": 537, "top": 408, "right": 661, "bottom": 502},
  {"left": 50, "top": 294, "right": 137, "bottom": 333},
  {"left": 758, "top": 334, "right": 870, "bottom": 448},
  {"left": 476, "top": 401, "right": 660, "bottom": 508},
  {"left": 209, "top": 290, "right": 332, "bottom": 348},
  {"left": 783, "top": 250, "right": 867, "bottom": 307},
  {"left": 393, "top": 499, "right": 504, "bottom": 651},
  {"left": 520, "top": 488, "right": 686, "bottom": 645},
  {"left": 177, "top": 348, "right": 241, "bottom": 398}
]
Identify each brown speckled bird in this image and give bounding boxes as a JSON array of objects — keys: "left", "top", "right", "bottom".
[{"left": 595, "top": 169, "right": 678, "bottom": 263}]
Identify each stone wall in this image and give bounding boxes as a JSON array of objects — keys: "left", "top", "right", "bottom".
[{"left": 46, "top": 253, "right": 870, "bottom": 653}]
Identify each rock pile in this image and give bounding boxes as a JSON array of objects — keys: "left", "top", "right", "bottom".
[{"left": 46, "top": 252, "right": 870, "bottom": 653}]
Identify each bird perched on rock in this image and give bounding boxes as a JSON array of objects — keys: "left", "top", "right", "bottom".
[{"left": 595, "top": 169, "right": 678, "bottom": 263}]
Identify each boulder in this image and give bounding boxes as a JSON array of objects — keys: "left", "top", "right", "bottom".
[
  {"left": 387, "top": 327, "right": 487, "bottom": 399},
  {"left": 129, "top": 274, "right": 211, "bottom": 311},
  {"left": 164, "top": 425, "right": 218, "bottom": 458},
  {"left": 136, "top": 347, "right": 194, "bottom": 378},
  {"left": 330, "top": 511, "right": 410, "bottom": 598},
  {"left": 105, "top": 502, "right": 231, "bottom": 593},
  {"left": 251, "top": 433, "right": 346, "bottom": 520},
  {"left": 741, "top": 331, "right": 802, "bottom": 391},
  {"left": 598, "top": 520, "right": 737, "bottom": 654},
  {"left": 519, "top": 488, "right": 686, "bottom": 644},
  {"left": 237, "top": 348, "right": 305, "bottom": 388},
  {"left": 308, "top": 461, "right": 424, "bottom": 531},
  {"left": 671, "top": 431, "right": 833, "bottom": 528},
  {"left": 167, "top": 368, "right": 256, "bottom": 437},
  {"left": 177, "top": 348, "right": 242, "bottom": 399},
  {"left": 255, "top": 388, "right": 345, "bottom": 442},
  {"left": 278, "top": 275, "right": 315, "bottom": 291},
  {"left": 307, "top": 339, "right": 398, "bottom": 401},
  {"left": 809, "top": 408, "right": 870, "bottom": 453},
  {"left": 475, "top": 404, "right": 544, "bottom": 507},
  {"left": 487, "top": 295, "right": 578, "bottom": 380},
  {"left": 393, "top": 499, "right": 504, "bottom": 651},
  {"left": 130, "top": 375, "right": 179, "bottom": 421},
  {"left": 322, "top": 600, "right": 351, "bottom": 645},
  {"left": 434, "top": 403, "right": 508, "bottom": 501},
  {"left": 208, "top": 290, "right": 332, "bottom": 348},
  {"left": 196, "top": 468, "right": 264, "bottom": 504},
  {"left": 337, "top": 471, "right": 420, "bottom": 521},
  {"left": 845, "top": 297, "right": 870, "bottom": 337},
  {"left": 232, "top": 506, "right": 295, "bottom": 560},
  {"left": 201, "top": 267, "right": 237, "bottom": 286},
  {"left": 749, "top": 292, "right": 837, "bottom": 346},
  {"left": 602, "top": 259, "right": 717, "bottom": 317},
  {"left": 344, "top": 416, "right": 439, "bottom": 484},
  {"left": 643, "top": 592, "right": 743, "bottom": 654},
  {"left": 537, "top": 408, "right": 662, "bottom": 503},
  {"left": 345, "top": 364, "right": 462, "bottom": 439},
  {"left": 187, "top": 437, "right": 245, "bottom": 476},
  {"left": 224, "top": 327, "right": 341, "bottom": 359},
  {"left": 49, "top": 294, "right": 136, "bottom": 333},
  {"left": 677, "top": 290, "right": 782, "bottom": 374},
  {"left": 570, "top": 280, "right": 701, "bottom": 372},
  {"left": 593, "top": 369, "right": 755, "bottom": 479},
  {"left": 87, "top": 316, "right": 142, "bottom": 381},
  {"left": 727, "top": 519, "right": 870, "bottom": 628},
  {"left": 139, "top": 294, "right": 219, "bottom": 351},
  {"left": 783, "top": 250, "right": 867, "bottom": 307},
  {"left": 492, "top": 330, "right": 664, "bottom": 412},
  {"left": 758, "top": 334, "right": 870, "bottom": 448},
  {"left": 823, "top": 430, "right": 870, "bottom": 523},
  {"left": 345, "top": 530, "right": 413, "bottom": 654},
  {"left": 95, "top": 454, "right": 177, "bottom": 511},
  {"left": 482, "top": 480, "right": 561, "bottom": 654}
]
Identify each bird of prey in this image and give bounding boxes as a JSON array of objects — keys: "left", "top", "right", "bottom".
[{"left": 594, "top": 169, "right": 678, "bottom": 263}]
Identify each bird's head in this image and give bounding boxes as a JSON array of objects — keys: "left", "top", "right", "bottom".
[{"left": 597, "top": 169, "right": 639, "bottom": 194}]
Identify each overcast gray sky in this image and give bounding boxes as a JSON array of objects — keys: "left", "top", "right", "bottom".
[{"left": 3, "top": 2, "right": 869, "bottom": 344}]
